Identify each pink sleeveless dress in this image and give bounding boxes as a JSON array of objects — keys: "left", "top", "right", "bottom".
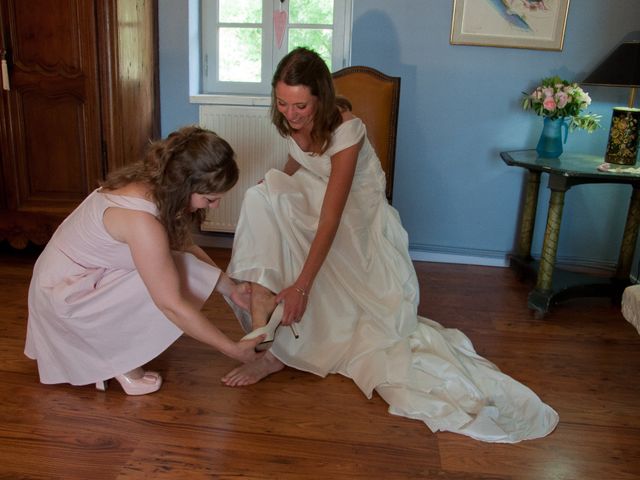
[{"left": 25, "top": 189, "right": 221, "bottom": 385}]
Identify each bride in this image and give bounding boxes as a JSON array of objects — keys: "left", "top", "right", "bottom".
[{"left": 221, "top": 47, "right": 558, "bottom": 443}]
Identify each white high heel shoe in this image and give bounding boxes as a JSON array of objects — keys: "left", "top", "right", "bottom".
[
  {"left": 95, "top": 369, "right": 162, "bottom": 395},
  {"left": 241, "top": 303, "right": 299, "bottom": 351}
]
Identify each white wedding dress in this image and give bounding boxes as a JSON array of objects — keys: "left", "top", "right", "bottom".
[{"left": 227, "top": 118, "right": 558, "bottom": 442}]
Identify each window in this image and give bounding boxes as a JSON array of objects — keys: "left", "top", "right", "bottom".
[{"left": 199, "top": 0, "right": 352, "bottom": 97}]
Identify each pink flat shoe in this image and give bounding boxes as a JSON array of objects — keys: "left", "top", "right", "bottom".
[{"left": 95, "top": 369, "right": 162, "bottom": 395}]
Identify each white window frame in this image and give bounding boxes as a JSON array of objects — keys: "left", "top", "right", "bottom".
[{"left": 189, "top": 0, "right": 352, "bottom": 105}]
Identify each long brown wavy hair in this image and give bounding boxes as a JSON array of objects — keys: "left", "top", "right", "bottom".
[
  {"left": 270, "top": 47, "right": 343, "bottom": 154},
  {"left": 100, "top": 126, "right": 238, "bottom": 249}
]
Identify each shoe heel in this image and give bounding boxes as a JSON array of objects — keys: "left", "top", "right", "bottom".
[
  {"left": 95, "top": 380, "right": 108, "bottom": 391},
  {"left": 289, "top": 323, "right": 299, "bottom": 338}
]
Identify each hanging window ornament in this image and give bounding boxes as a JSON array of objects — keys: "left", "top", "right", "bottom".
[{"left": 274, "top": 0, "right": 287, "bottom": 49}]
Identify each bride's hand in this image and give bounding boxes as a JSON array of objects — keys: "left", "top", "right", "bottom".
[{"left": 275, "top": 285, "right": 308, "bottom": 326}]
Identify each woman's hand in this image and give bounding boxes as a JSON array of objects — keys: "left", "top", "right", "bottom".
[
  {"left": 275, "top": 285, "right": 308, "bottom": 326},
  {"left": 234, "top": 336, "right": 267, "bottom": 363},
  {"left": 229, "top": 281, "right": 252, "bottom": 312}
]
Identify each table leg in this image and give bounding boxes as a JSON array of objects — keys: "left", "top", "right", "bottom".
[
  {"left": 528, "top": 189, "right": 565, "bottom": 314},
  {"left": 615, "top": 186, "right": 640, "bottom": 282},
  {"left": 516, "top": 171, "right": 541, "bottom": 258}
]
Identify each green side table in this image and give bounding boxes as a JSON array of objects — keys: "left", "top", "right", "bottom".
[{"left": 501, "top": 149, "right": 640, "bottom": 316}]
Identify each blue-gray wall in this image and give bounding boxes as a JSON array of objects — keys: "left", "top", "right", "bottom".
[{"left": 159, "top": 0, "right": 640, "bottom": 271}]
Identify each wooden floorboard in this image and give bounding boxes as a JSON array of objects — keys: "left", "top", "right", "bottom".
[{"left": 0, "top": 243, "right": 639, "bottom": 479}]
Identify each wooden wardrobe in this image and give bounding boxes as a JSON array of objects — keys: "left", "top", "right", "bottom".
[{"left": 0, "top": 0, "right": 159, "bottom": 248}]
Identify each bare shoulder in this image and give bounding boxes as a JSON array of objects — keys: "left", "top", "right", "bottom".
[
  {"left": 103, "top": 207, "right": 163, "bottom": 243},
  {"left": 341, "top": 110, "right": 356, "bottom": 123},
  {"left": 101, "top": 181, "right": 153, "bottom": 201}
]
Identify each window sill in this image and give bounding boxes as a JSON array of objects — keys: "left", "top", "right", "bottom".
[{"left": 189, "top": 94, "right": 271, "bottom": 107}]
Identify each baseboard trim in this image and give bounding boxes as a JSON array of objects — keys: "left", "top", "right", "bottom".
[
  {"left": 408, "top": 249, "right": 509, "bottom": 267},
  {"left": 194, "top": 231, "right": 618, "bottom": 272},
  {"left": 193, "top": 231, "right": 234, "bottom": 248}
]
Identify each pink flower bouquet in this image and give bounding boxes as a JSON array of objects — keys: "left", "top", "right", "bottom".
[{"left": 522, "top": 76, "right": 601, "bottom": 132}]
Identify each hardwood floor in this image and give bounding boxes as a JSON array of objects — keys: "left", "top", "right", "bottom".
[{"left": 1, "top": 242, "right": 639, "bottom": 479}]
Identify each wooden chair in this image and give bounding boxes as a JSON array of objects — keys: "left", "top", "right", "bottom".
[{"left": 332, "top": 66, "right": 401, "bottom": 203}]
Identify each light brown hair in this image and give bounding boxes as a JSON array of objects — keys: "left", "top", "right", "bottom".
[{"left": 101, "top": 126, "right": 238, "bottom": 249}]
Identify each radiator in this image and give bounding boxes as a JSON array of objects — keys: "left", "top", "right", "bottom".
[{"left": 199, "top": 105, "right": 288, "bottom": 232}]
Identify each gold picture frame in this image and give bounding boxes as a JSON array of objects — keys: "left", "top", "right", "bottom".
[{"left": 450, "top": 0, "right": 571, "bottom": 51}]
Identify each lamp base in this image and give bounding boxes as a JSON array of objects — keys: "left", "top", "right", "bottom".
[{"left": 605, "top": 107, "right": 640, "bottom": 165}]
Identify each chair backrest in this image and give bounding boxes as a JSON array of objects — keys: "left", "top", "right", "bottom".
[{"left": 332, "top": 66, "right": 400, "bottom": 203}]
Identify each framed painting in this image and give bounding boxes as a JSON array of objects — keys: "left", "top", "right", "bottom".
[{"left": 450, "top": 0, "right": 571, "bottom": 51}]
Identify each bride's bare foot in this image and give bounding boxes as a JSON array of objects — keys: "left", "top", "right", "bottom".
[{"left": 221, "top": 351, "right": 284, "bottom": 387}]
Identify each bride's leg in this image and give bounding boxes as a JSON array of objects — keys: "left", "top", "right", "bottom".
[
  {"left": 221, "top": 351, "right": 284, "bottom": 387},
  {"left": 250, "top": 282, "right": 277, "bottom": 329}
]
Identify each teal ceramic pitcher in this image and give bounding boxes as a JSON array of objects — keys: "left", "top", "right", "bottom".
[{"left": 536, "top": 117, "right": 568, "bottom": 158}]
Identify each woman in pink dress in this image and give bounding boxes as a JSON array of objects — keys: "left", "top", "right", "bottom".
[{"left": 25, "top": 126, "right": 264, "bottom": 395}]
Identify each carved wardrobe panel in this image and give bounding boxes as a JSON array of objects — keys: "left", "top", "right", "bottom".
[{"left": 0, "top": 0, "right": 159, "bottom": 248}]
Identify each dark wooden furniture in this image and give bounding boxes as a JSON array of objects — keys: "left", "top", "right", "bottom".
[
  {"left": 0, "top": 0, "right": 160, "bottom": 248},
  {"left": 332, "top": 66, "right": 400, "bottom": 203},
  {"left": 501, "top": 149, "right": 640, "bottom": 316}
]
